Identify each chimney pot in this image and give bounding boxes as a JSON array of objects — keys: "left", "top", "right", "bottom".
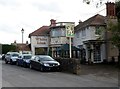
[{"left": 50, "top": 19, "right": 56, "bottom": 26}]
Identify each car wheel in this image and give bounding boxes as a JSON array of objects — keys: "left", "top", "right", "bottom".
[
  {"left": 10, "top": 59, "right": 13, "bottom": 65},
  {"left": 16, "top": 61, "right": 19, "bottom": 66},
  {"left": 5, "top": 59, "right": 8, "bottom": 64},
  {"left": 29, "top": 64, "right": 33, "bottom": 69},
  {"left": 23, "top": 62, "right": 27, "bottom": 68}
]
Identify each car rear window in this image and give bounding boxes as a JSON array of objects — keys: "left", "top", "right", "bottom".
[
  {"left": 12, "top": 54, "right": 19, "bottom": 57},
  {"left": 23, "top": 55, "right": 31, "bottom": 59}
]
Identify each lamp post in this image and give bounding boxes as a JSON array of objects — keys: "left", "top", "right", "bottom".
[
  {"left": 21, "top": 28, "right": 24, "bottom": 54},
  {"left": 21, "top": 28, "right": 24, "bottom": 44}
]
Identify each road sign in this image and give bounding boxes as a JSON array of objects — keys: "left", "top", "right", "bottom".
[{"left": 65, "top": 23, "right": 75, "bottom": 37}]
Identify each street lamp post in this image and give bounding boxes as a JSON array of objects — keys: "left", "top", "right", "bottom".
[
  {"left": 21, "top": 28, "right": 24, "bottom": 44},
  {"left": 21, "top": 28, "right": 24, "bottom": 54}
]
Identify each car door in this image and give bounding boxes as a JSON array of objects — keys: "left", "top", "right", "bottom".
[
  {"left": 19, "top": 56, "right": 24, "bottom": 65},
  {"left": 30, "top": 56, "right": 36, "bottom": 69},
  {"left": 34, "top": 57, "right": 40, "bottom": 70}
]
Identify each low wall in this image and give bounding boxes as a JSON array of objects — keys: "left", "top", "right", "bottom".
[{"left": 54, "top": 57, "right": 80, "bottom": 75}]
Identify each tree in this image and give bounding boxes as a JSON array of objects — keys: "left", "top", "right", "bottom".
[
  {"left": 115, "top": 1, "right": 120, "bottom": 21},
  {"left": 2, "top": 44, "right": 17, "bottom": 54},
  {"left": 83, "top": 0, "right": 118, "bottom": 7},
  {"left": 108, "top": 1, "right": 120, "bottom": 66}
]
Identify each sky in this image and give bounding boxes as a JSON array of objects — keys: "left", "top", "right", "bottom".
[{"left": 0, "top": 0, "right": 115, "bottom": 44}]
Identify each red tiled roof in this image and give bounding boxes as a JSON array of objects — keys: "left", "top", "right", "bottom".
[
  {"left": 75, "top": 14, "right": 106, "bottom": 31},
  {"left": 29, "top": 26, "right": 50, "bottom": 37},
  {"left": 16, "top": 44, "right": 30, "bottom": 51}
]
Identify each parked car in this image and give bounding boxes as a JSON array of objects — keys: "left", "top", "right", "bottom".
[
  {"left": 29, "top": 55, "right": 60, "bottom": 72},
  {"left": 2, "top": 54, "right": 5, "bottom": 60},
  {"left": 0, "top": 54, "right": 2, "bottom": 60},
  {"left": 5, "top": 52, "right": 19, "bottom": 64},
  {"left": 16, "top": 54, "right": 32, "bottom": 67}
]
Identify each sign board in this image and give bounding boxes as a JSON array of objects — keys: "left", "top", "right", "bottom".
[{"left": 65, "top": 23, "right": 75, "bottom": 37}]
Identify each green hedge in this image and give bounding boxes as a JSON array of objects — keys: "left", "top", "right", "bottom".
[{"left": 54, "top": 57, "right": 81, "bottom": 75}]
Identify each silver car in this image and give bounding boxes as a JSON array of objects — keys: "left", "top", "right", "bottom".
[{"left": 5, "top": 52, "right": 19, "bottom": 64}]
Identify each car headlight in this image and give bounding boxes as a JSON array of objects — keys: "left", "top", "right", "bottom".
[
  {"left": 57, "top": 62, "right": 60, "bottom": 66},
  {"left": 44, "top": 63, "right": 50, "bottom": 66},
  {"left": 26, "top": 60, "right": 30, "bottom": 63}
]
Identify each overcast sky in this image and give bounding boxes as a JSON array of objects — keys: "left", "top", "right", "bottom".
[{"left": 0, "top": 0, "right": 114, "bottom": 44}]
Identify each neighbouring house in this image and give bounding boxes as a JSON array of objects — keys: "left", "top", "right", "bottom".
[
  {"left": 49, "top": 21, "right": 80, "bottom": 58},
  {"left": 29, "top": 26, "right": 50, "bottom": 55},
  {"left": 12, "top": 41, "right": 31, "bottom": 54},
  {"left": 74, "top": 14, "right": 106, "bottom": 63},
  {"left": 29, "top": 19, "right": 80, "bottom": 57},
  {"left": 73, "top": 2, "right": 119, "bottom": 63}
]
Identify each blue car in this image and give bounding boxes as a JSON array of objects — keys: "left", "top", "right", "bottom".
[{"left": 16, "top": 54, "right": 32, "bottom": 68}]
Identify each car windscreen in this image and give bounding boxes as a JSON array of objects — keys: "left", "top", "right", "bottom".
[
  {"left": 39, "top": 56, "right": 54, "bottom": 61},
  {"left": 11, "top": 54, "right": 19, "bottom": 57},
  {"left": 23, "top": 55, "right": 31, "bottom": 59}
]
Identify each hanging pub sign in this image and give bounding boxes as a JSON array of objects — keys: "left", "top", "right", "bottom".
[{"left": 65, "top": 23, "right": 75, "bottom": 37}]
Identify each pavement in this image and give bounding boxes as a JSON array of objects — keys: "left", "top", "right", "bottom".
[{"left": 80, "top": 64, "right": 118, "bottom": 78}]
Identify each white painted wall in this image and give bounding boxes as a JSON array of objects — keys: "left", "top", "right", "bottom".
[
  {"left": 73, "top": 26, "right": 99, "bottom": 48},
  {"left": 30, "top": 36, "right": 49, "bottom": 55},
  {"left": 50, "top": 37, "right": 69, "bottom": 45}
]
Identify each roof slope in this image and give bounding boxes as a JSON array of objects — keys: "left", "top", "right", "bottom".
[
  {"left": 29, "top": 26, "right": 50, "bottom": 37},
  {"left": 16, "top": 44, "right": 30, "bottom": 51},
  {"left": 75, "top": 14, "right": 106, "bottom": 31}
]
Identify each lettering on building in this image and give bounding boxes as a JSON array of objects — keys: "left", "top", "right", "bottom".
[{"left": 35, "top": 37, "right": 47, "bottom": 44}]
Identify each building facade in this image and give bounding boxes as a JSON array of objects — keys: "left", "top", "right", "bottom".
[
  {"left": 74, "top": 14, "right": 106, "bottom": 63},
  {"left": 29, "top": 26, "right": 50, "bottom": 55},
  {"left": 50, "top": 22, "right": 75, "bottom": 57},
  {"left": 73, "top": 2, "right": 119, "bottom": 63}
]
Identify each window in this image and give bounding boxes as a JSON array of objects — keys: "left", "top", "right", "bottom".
[
  {"left": 12, "top": 54, "right": 19, "bottom": 57},
  {"left": 76, "top": 32, "right": 79, "bottom": 38},
  {"left": 35, "top": 57, "right": 40, "bottom": 62},
  {"left": 82, "top": 28, "right": 86, "bottom": 37},
  {"left": 51, "top": 28, "right": 65, "bottom": 37},
  {"left": 95, "top": 26, "right": 103, "bottom": 35},
  {"left": 61, "top": 28, "right": 66, "bottom": 36},
  {"left": 23, "top": 55, "right": 31, "bottom": 59}
]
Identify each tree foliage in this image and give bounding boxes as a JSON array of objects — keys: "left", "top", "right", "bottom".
[
  {"left": 115, "top": 1, "right": 120, "bottom": 21},
  {"left": 2, "top": 44, "right": 17, "bottom": 54},
  {"left": 109, "top": 1, "right": 120, "bottom": 48},
  {"left": 108, "top": 21, "right": 120, "bottom": 48}
]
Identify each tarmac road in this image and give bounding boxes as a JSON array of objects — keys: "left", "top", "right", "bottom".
[{"left": 1, "top": 60, "right": 118, "bottom": 87}]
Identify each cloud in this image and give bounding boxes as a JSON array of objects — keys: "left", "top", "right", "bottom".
[
  {"left": 32, "top": 1, "right": 61, "bottom": 13},
  {"left": 0, "top": 0, "right": 108, "bottom": 44},
  {"left": 0, "top": 0, "right": 20, "bottom": 7}
]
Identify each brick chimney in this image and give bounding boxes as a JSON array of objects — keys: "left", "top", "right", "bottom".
[
  {"left": 50, "top": 19, "right": 56, "bottom": 27},
  {"left": 78, "top": 20, "right": 82, "bottom": 24},
  {"left": 106, "top": 2, "right": 116, "bottom": 18},
  {"left": 26, "top": 41, "right": 28, "bottom": 45}
]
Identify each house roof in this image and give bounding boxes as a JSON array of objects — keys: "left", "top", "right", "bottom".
[
  {"left": 29, "top": 26, "right": 50, "bottom": 37},
  {"left": 75, "top": 14, "right": 106, "bottom": 31},
  {"left": 16, "top": 43, "right": 31, "bottom": 51}
]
